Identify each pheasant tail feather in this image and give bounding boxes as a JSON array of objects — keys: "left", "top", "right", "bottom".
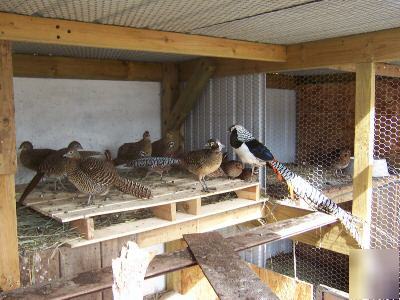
[
  {"left": 269, "top": 160, "right": 362, "bottom": 247},
  {"left": 114, "top": 176, "right": 152, "bottom": 199}
]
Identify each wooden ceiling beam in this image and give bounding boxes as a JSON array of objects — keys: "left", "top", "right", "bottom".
[
  {"left": 0, "top": 12, "right": 286, "bottom": 62},
  {"left": 12, "top": 54, "right": 163, "bottom": 81},
  {"left": 180, "top": 27, "right": 400, "bottom": 79}
]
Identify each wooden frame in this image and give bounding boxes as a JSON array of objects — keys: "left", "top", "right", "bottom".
[{"left": 0, "top": 12, "right": 286, "bottom": 62}]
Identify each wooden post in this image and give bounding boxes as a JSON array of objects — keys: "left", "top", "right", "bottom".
[
  {"left": 352, "top": 62, "right": 375, "bottom": 247},
  {"left": 161, "top": 63, "right": 179, "bottom": 137},
  {"left": 350, "top": 62, "right": 375, "bottom": 299},
  {"left": 0, "top": 40, "right": 20, "bottom": 290}
]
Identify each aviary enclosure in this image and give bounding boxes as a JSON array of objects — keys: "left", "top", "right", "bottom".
[{"left": 0, "top": 1, "right": 399, "bottom": 300}]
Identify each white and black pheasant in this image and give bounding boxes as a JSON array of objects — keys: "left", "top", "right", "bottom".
[
  {"left": 229, "top": 124, "right": 362, "bottom": 247},
  {"left": 64, "top": 148, "right": 151, "bottom": 205},
  {"left": 125, "top": 156, "right": 181, "bottom": 180}
]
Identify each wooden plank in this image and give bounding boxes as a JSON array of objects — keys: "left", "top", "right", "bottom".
[
  {"left": 177, "top": 198, "right": 201, "bottom": 215},
  {"left": 0, "top": 12, "right": 286, "bottom": 62},
  {"left": 0, "top": 40, "right": 16, "bottom": 175},
  {"left": 180, "top": 27, "right": 400, "bottom": 79},
  {"left": 235, "top": 185, "right": 260, "bottom": 200},
  {"left": 151, "top": 202, "right": 176, "bottom": 221},
  {"left": 0, "top": 40, "right": 19, "bottom": 291},
  {"left": 24, "top": 179, "right": 258, "bottom": 222},
  {"left": 265, "top": 202, "right": 359, "bottom": 255},
  {"left": 184, "top": 232, "right": 279, "bottom": 300},
  {"left": 12, "top": 54, "right": 162, "bottom": 81},
  {"left": 166, "top": 59, "right": 215, "bottom": 131},
  {"left": 329, "top": 63, "right": 400, "bottom": 79},
  {"left": 166, "top": 239, "right": 217, "bottom": 298},
  {"left": 0, "top": 212, "right": 339, "bottom": 299},
  {"left": 249, "top": 264, "right": 313, "bottom": 300},
  {"left": 317, "top": 285, "right": 348, "bottom": 300},
  {"left": 19, "top": 249, "right": 60, "bottom": 287},
  {"left": 161, "top": 63, "right": 179, "bottom": 136},
  {"left": 353, "top": 62, "right": 375, "bottom": 247},
  {"left": 71, "top": 218, "right": 95, "bottom": 240},
  {"left": 68, "top": 198, "right": 264, "bottom": 248}
]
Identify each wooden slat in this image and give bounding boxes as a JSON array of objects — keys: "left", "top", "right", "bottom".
[
  {"left": 0, "top": 212, "right": 338, "bottom": 299},
  {"left": 265, "top": 202, "right": 359, "bottom": 255},
  {"left": 68, "top": 198, "right": 264, "bottom": 247},
  {"left": 13, "top": 54, "right": 163, "bottom": 81},
  {"left": 24, "top": 179, "right": 258, "bottom": 222},
  {"left": 71, "top": 218, "right": 95, "bottom": 240},
  {"left": 161, "top": 63, "right": 179, "bottom": 136},
  {"left": 0, "top": 40, "right": 19, "bottom": 291},
  {"left": 166, "top": 59, "right": 215, "bottom": 131},
  {"left": 0, "top": 12, "right": 286, "bottom": 62},
  {"left": 184, "top": 232, "right": 279, "bottom": 300},
  {"left": 329, "top": 63, "right": 400, "bottom": 79}
]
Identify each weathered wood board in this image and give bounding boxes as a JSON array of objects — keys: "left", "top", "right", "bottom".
[{"left": 184, "top": 232, "right": 279, "bottom": 300}]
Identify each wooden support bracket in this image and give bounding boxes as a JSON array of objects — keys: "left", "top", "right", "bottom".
[
  {"left": 177, "top": 198, "right": 201, "bottom": 215},
  {"left": 235, "top": 185, "right": 260, "bottom": 201},
  {"left": 151, "top": 203, "right": 176, "bottom": 221},
  {"left": 71, "top": 218, "right": 95, "bottom": 240},
  {"left": 166, "top": 59, "right": 216, "bottom": 131}
]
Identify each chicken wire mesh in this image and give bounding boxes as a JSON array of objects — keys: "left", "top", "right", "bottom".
[{"left": 262, "top": 71, "right": 400, "bottom": 298}]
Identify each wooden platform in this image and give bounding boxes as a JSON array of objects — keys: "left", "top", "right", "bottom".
[{"left": 20, "top": 176, "right": 262, "bottom": 247}]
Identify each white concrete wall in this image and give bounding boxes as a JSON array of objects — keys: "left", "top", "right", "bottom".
[{"left": 14, "top": 78, "right": 161, "bottom": 184}]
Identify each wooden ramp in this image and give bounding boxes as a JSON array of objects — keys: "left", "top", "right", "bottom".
[
  {"left": 184, "top": 232, "right": 279, "bottom": 300},
  {"left": 20, "top": 176, "right": 261, "bottom": 246}
]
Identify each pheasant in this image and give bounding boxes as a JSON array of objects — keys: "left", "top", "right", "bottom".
[
  {"left": 115, "top": 131, "right": 152, "bottom": 165},
  {"left": 19, "top": 142, "right": 101, "bottom": 204},
  {"left": 221, "top": 152, "right": 244, "bottom": 179},
  {"left": 125, "top": 156, "right": 181, "bottom": 180},
  {"left": 333, "top": 149, "right": 351, "bottom": 176},
  {"left": 18, "top": 141, "right": 56, "bottom": 172},
  {"left": 229, "top": 124, "right": 362, "bottom": 247},
  {"left": 152, "top": 131, "right": 180, "bottom": 157},
  {"left": 64, "top": 149, "right": 151, "bottom": 205},
  {"left": 239, "top": 167, "right": 259, "bottom": 182},
  {"left": 180, "top": 139, "right": 224, "bottom": 192}
]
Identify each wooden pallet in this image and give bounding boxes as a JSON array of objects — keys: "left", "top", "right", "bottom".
[{"left": 21, "top": 175, "right": 261, "bottom": 246}]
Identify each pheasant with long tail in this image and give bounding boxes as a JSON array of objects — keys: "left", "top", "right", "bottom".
[{"left": 228, "top": 124, "right": 362, "bottom": 247}]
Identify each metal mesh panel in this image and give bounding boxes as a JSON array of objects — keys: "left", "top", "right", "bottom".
[
  {"left": 262, "top": 71, "right": 400, "bottom": 298},
  {"left": 1, "top": 0, "right": 400, "bottom": 45}
]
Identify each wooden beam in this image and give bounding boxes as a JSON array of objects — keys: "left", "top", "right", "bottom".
[
  {"left": 353, "top": 62, "right": 375, "bottom": 246},
  {"left": 0, "top": 212, "right": 337, "bottom": 299},
  {"left": 161, "top": 63, "right": 179, "bottom": 136},
  {"left": 0, "top": 12, "right": 286, "bottom": 62},
  {"left": 329, "top": 63, "right": 400, "bottom": 78},
  {"left": 265, "top": 202, "right": 359, "bottom": 255},
  {"left": 13, "top": 54, "right": 162, "bottom": 81},
  {"left": 71, "top": 218, "right": 94, "bottom": 240},
  {"left": 0, "top": 40, "right": 20, "bottom": 291},
  {"left": 166, "top": 59, "right": 215, "bottom": 131},
  {"left": 180, "top": 27, "right": 400, "bottom": 79}
]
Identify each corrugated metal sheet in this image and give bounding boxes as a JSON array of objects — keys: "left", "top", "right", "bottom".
[{"left": 184, "top": 74, "right": 297, "bottom": 188}]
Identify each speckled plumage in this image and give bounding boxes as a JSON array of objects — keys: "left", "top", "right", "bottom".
[
  {"left": 18, "top": 141, "right": 56, "bottom": 172},
  {"left": 181, "top": 139, "right": 223, "bottom": 191},
  {"left": 221, "top": 153, "right": 243, "bottom": 178},
  {"left": 65, "top": 149, "right": 151, "bottom": 205},
  {"left": 126, "top": 156, "right": 181, "bottom": 179},
  {"left": 333, "top": 149, "right": 351, "bottom": 176},
  {"left": 115, "top": 131, "right": 152, "bottom": 165},
  {"left": 152, "top": 131, "right": 180, "bottom": 157}
]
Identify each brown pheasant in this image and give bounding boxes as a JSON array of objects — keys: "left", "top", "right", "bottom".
[
  {"left": 64, "top": 149, "right": 152, "bottom": 205},
  {"left": 181, "top": 139, "right": 224, "bottom": 192},
  {"left": 115, "top": 131, "right": 152, "bottom": 165},
  {"left": 333, "top": 148, "right": 351, "bottom": 176},
  {"left": 19, "top": 141, "right": 100, "bottom": 204},
  {"left": 18, "top": 141, "right": 56, "bottom": 172},
  {"left": 239, "top": 167, "right": 259, "bottom": 182},
  {"left": 152, "top": 131, "right": 180, "bottom": 157},
  {"left": 221, "top": 152, "right": 244, "bottom": 179}
]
